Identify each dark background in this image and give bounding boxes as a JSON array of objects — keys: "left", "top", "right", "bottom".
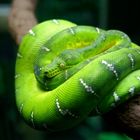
[{"left": 0, "top": 0, "right": 139, "bottom": 140}]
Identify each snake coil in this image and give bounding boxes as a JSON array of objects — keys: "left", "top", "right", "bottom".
[{"left": 15, "top": 19, "right": 140, "bottom": 132}]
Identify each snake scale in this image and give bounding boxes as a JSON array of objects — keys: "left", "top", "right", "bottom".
[{"left": 15, "top": 19, "right": 140, "bottom": 132}]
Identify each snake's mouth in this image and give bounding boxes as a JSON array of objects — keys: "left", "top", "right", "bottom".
[{"left": 44, "top": 67, "right": 61, "bottom": 78}]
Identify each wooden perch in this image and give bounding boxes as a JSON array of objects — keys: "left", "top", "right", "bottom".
[
  {"left": 104, "top": 95, "right": 140, "bottom": 139},
  {"left": 8, "top": 0, "right": 38, "bottom": 44}
]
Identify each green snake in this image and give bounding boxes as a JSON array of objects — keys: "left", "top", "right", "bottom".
[{"left": 15, "top": 19, "right": 140, "bottom": 132}]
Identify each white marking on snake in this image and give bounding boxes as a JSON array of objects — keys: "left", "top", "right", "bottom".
[
  {"left": 113, "top": 92, "right": 120, "bottom": 102},
  {"left": 19, "top": 103, "right": 24, "bottom": 113},
  {"left": 121, "top": 34, "right": 128, "bottom": 39},
  {"left": 128, "top": 86, "right": 135, "bottom": 96},
  {"left": 31, "top": 111, "right": 35, "bottom": 128},
  {"left": 96, "top": 27, "right": 100, "bottom": 33},
  {"left": 29, "top": 29, "right": 35, "bottom": 36},
  {"left": 86, "top": 59, "right": 91, "bottom": 63},
  {"left": 52, "top": 19, "right": 59, "bottom": 24},
  {"left": 15, "top": 88, "right": 18, "bottom": 92},
  {"left": 102, "top": 60, "right": 119, "bottom": 80},
  {"left": 136, "top": 50, "right": 140, "bottom": 54},
  {"left": 39, "top": 67, "right": 42, "bottom": 71},
  {"left": 41, "top": 46, "right": 50, "bottom": 52},
  {"left": 15, "top": 74, "right": 21, "bottom": 79},
  {"left": 15, "top": 86, "right": 20, "bottom": 92},
  {"left": 65, "top": 70, "right": 68, "bottom": 80},
  {"left": 101, "top": 34, "right": 106, "bottom": 41},
  {"left": 17, "top": 52, "right": 23, "bottom": 58},
  {"left": 56, "top": 99, "right": 78, "bottom": 118},
  {"left": 137, "top": 76, "right": 140, "bottom": 81},
  {"left": 69, "top": 28, "right": 75, "bottom": 35},
  {"left": 128, "top": 53, "right": 134, "bottom": 69},
  {"left": 79, "top": 78, "right": 95, "bottom": 94}
]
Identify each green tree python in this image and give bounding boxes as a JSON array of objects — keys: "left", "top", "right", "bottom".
[{"left": 15, "top": 19, "right": 140, "bottom": 132}]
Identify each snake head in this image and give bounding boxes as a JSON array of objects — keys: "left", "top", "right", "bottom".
[
  {"left": 34, "top": 50, "right": 82, "bottom": 79},
  {"left": 44, "top": 58, "right": 67, "bottom": 78},
  {"left": 34, "top": 49, "right": 83, "bottom": 90},
  {"left": 44, "top": 49, "right": 83, "bottom": 78}
]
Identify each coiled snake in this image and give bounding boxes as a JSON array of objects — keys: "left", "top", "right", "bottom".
[{"left": 15, "top": 19, "right": 140, "bottom": 132}]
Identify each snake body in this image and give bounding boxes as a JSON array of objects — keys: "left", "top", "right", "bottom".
[{"left": 15, "top": 19, "right": 140, "bottom": 131}]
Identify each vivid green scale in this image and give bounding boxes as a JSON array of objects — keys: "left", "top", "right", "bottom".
[{"left": 15, "top": 19, "right": 140, "bottom": 132}]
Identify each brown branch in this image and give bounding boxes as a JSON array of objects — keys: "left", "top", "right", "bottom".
[
  {"left": 104, "top": 95, "right": 140, "bottom": 139},
  {"left": 8, "top": 0, "right": 38, "bottom": 45}
]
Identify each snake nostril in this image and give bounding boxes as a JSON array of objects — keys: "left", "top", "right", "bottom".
[{"left": 44, "top": 71, "right": 50, "bottom": 78}]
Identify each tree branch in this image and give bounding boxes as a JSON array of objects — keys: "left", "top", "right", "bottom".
[
  {"left": 8, "top": 0, "right": 38, "bottom": 45},
  {"left": 104, "top": 95, "right": 140, "bottom": 139}
]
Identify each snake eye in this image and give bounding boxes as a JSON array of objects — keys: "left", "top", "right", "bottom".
[{"left": 59, "top": 63, "right": 65, "bottom": 68}]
